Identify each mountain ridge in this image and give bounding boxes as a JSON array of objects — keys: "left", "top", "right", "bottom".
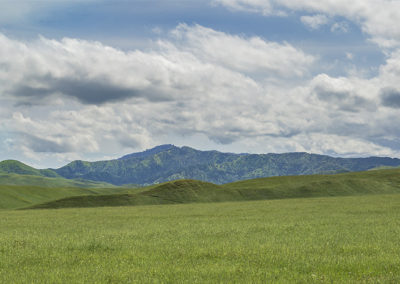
[
  {"left": 118, "top": 144, "right": 176, "bottom": 160},
  {"left": 2, "top": 145, "right": 400, "bottom": 186}
]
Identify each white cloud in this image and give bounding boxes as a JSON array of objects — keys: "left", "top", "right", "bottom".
[
  {"left": 3, "top": 22, "right": 400, "bottom": 166},
  {"left": 331, "top": 22, "right": 349, "bottom": 33},
  {"left": 0, "top": 24, "right": 313, "bottom": 106},
  {"left": 169, "top": 24, "right": 314, "bottom": 77},
  {"left": 346, "top": 52, "right": 353, "bottom": 60},
  {"left": 215, "top": 0, "right": 400, "bottom": 48},
  {"left": 300, "top": 14, "right": 329, "bottom": 30},
  {"left": 213, "top": 0, "right": 274, "bottom": 15}
]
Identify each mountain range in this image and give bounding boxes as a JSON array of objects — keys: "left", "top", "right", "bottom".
[{"left": 2, "top": 144, "right": 400, "bottom": 186}]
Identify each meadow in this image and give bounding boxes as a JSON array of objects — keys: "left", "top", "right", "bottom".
[{"left": 1, "top": 193, "right": 400, "bottom": 283}]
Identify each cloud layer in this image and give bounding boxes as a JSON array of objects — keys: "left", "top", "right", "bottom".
[{"left": 2, "top": 19, "right": 400, "bottom": 166}]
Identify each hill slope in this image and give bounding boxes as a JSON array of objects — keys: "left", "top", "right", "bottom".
[
  {"left": 28, "top": 168, "right": 400, "bottom": 209},
  {"left": 0, "top": 179, "right": 139, "bottom": 210},
  {"left": 53, "top": 145, "right": 400, "bottom": 185},
  {"left": 0, "top": 173, "right": 116, "bottom": 188},
  {"left": 0, "top": 171, "right": 131, "bottom": 210},
  {"left": 0, "top": 160, "right": 58, "bottom": 177}
]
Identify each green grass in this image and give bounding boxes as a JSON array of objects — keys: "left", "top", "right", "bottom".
[
  {"left": 0, "top": 184, "right": 142, "bottom": 210},
  {"left": 29, "top": 169, "right": 400, "bottom": 209},
  {"left": 0, "top": 173, "right": 115, "bottom": 188},
  {"left": 1, "top": 194, "right": 400, "bottom": 282}
]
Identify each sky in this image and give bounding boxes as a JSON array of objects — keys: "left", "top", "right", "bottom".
[{"left": 1, "top": 0, "right": 400, "bottom": 168}]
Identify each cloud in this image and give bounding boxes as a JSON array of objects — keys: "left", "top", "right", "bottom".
[
  {"left": 215, "top": 0, "right": 400, "bottom": 48},
  {"left": 213, "top": 0, "right": 274, "bottom": 15},
  {"left": 10, "top": 111, "right": 100, "bottom": 153},
  {"left": 330, "top": 22, "right": 349, "bottom": 33},
  {"left": 20, "top": 134, "right": 75, "bottom": 153},
  {"left": 310, "top": 74, "right": 376, "bottom": 112},
  {"left": 380, "top": 87, "right": 400, "bottom": 108},
  {"left": 346, "top": 52, "right": 353, "bottom": 60},
  {"left": 300, "top": 14, "right": 329, "bottom": 30},
  {"left": 0, "top": 35, "right": 184, "bottom": 105},
  {"left": 0, "top": 25, "right": 314, "bottom": 107},
  {"left": 10, "top": 76, "right": 167, "bottom": 105},
  {"left": 3, "top": 22, "right": 400, "bottom": 166},
  {"left": 170, "top": 24, "right": 314, "bottom": 77}
]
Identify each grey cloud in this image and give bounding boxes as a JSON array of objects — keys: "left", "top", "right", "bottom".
[
  {"left": 12, "top": 85, "right": 54, "bottom": 98},
  {"left": 380, "top": 87, "right": 400, "bottom": 108},
  {"left": 21, "top": 134, "right": 73, "bottom": 153},
  {"left": 314, "top": 86, "right": 375, "bottom": 113},
  {"left": 208, "top": 133, "right": 237, "bottom": 144},
  {"left": 51, "top": 78, "right": 143, "bottom": 104},
  {"left": 11, "top": 76, "right": 171, "bottom": 105},
  {"left": 326, "top": 121, "right": 369, "bottom": 137},
  {"left": 118, "top": 137, "right": 141, "bottom": 149},
  {"left": 0, "top": 62, "right": 10, "bottom": 71},
  {"left": 315, "top": 87, "right": 348, "bottom": 101}
]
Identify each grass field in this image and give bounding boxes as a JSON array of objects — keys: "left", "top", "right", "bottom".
[{"left": 1, "top": 194, "right": 400, "bottom": 283}]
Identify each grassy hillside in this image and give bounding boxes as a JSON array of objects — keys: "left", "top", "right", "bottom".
[
  {"left": 28, "top": 180, "right": 221, "bottom": 209},
  {"left": 0, "top": 160, "right": 58, "bottom": 177},
  {"left": 1, "top": 194, "right": 400, "bottom": 282},
  {"left": 29, "top": 168, "right": 400, "bottom": 209},
  {"left": 0, "top": 173, "right": 116, "bottom": 188},
  {"left": 222, "top": 168, "right": 400, "bottom": 199},
  {"left": 0, "top": 173, "right": 141, "bottom": 210},
  {"left": 0, "top": 184, "right": 143, "bottom": 210}
]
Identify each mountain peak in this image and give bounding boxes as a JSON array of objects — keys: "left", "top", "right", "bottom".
[
  {"left": 119, "top": 144, "right": 177, "bottom": 160},
  {"left": 0, "top": 160, "right": 40, "bottom": 175}
]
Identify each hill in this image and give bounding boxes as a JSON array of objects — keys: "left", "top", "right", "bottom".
[
  {"left": 0, "top": 171, "right": 129, "bottom": 210},
  {"left": 0, "top": 173, "right": 115, "bottom": 188},
  {"left": 0, "top": 160, "right": 59, "bottom": 177},
  {"left": 53, "top": 145, "right": 400, "bottom": 185},
  {"left": 0, "top": 175, "right": 139, "bottom": 210},
  {"left": 28, "top": 168, "right": 400, "bottom": 209}
]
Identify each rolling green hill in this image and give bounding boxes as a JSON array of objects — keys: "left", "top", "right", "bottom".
[
  {"left": 0, "top": 160, "right": 59, "bottom": 177},
  {"left": 0, "top": 160, "right": 118, "bottom": 191},
  {"left": 0, "top": 173, "right": 115, "bottom": 188},
  {"left": 0, "top": 181, "right": 140, "bottom": 210},
  {"left": 52, "top": 145, "right": 400, "bottom": 185},
  {"left": 27, "top": 168, "right": 400, "bottom": 209},
  {"left": 0, "top": 172, "right": 135, "bottom": 210}
]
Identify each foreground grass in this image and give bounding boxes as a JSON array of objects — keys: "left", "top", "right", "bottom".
[{"left": 1, "top": 194, "right": 400, "bottom": 283}]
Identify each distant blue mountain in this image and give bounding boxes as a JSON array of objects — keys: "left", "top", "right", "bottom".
[{"left": 50, "top": 145, "right": 400, "bottom": 185}]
